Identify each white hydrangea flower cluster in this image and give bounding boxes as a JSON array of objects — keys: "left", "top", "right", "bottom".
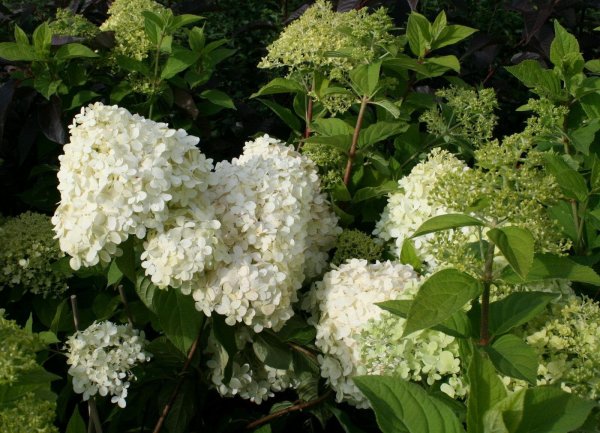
[
  {"left": 52, "top": 103, "right": 216, "bottom": 271},
  {"left": 205, "top": 326, "right": 296, "bottom": 404},
  {"left": 306, "top": 259, "right": 463, "bottom": 408},
  {"left": 373, "top": 149, "right": 470, "bottom": 271},
  {"left": 188, "top": 135, "right": 340, "bottom": 332},
  {"left": 65, "top": 321, "right": 151, "bottom": 408}
]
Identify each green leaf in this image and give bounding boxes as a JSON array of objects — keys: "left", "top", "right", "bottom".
[
  {"left": 329, "top": 405, "right": 367, "bottom": 433},
  {"left": 32, "top": 22, "right": 52, "bottom": 54},
  {"left": 115, "top": 236, "right": 136, "bottom": 284},
  {"left": 569, "top": 119, "right": 600, "bottom": 155},
  {"left": 400, "top": 238, "right": 422, "bottom": 271},
  {"left": 311, "top": 118, "right": 354, "bottom": 136},
  {"left": 67, "top": 90, "right": 99, "bottom": 110},
  {"left": 411, "top": 213, "right": 485, "bottom": 238},
  {"left": 358, "top": 121, "right": 407, "bottom": 148},
  {"left": 161, "top": 47, "right": 201, "bottom": 79},
  {"left": 505, "top": 60, "right": 562, "bottom": 98},
  {"left": 55, "top": 43, "right": 98, "bottom": 61},
  {"left": 403, "top": 269, "right": 482, "bottom": 336},
  {"left": 483, "top": 386, "right": 595, "bottom": 433},
  {"left": 303, "top": 134, "right": 351, "bottom": 152},
  {"left": 106, "top": 260, "right": 123, "bottom": 287},
  {"left": 349, "top": 61, "right": 381, "bottom": 96},
  {"left": 144, "top": 15, "right": 160, "bottom": 45},
  {"left": 501, "top": 253, "right": 600, "bottom": 285},
  {"left": 352, "top": 181, "right": 398, "bottom": 203},
  {"left": 585, "top": 59, "right": 600, "bottom": 73},
  {"left": 488, "top": 292, "right": 558, "bottom": 337},
  {"left": 116, "top": 55, "right": 151, "bottom": 76},
  {"left": 353, "top": 376, "right": 466, "bottom": 433},
  {"left": 212, "top": 314, "right": 237, "bottom": 383},
  {"left": 142, "top": 10, "right": 165, "bottom": 29},
  {"left": 369, "top": 98, "right": 401, "bottom": 118},
  {"left": 427, "top": 55, "right": 460, "bottom": 72},
  {"left": 467, "top": 348, "right": 507, "bottom": 433},
  {"left": 258, "top": 99, "right": 301, "bottom": 132},
  {"left": 13, "top": 25, "right": 29, "bottom": 45},
  {"left": 172, "top": 14, "right": 203, "bottom": 29},
  {"left": 66, "top": 407, "right": 86, "bottom": 433},
  {"left": 135, "top": 277, "right": 203, "bottom": 354},
  {"left": 276, "top": 316, "right": 316, "bottom": 345},
  {"left": 188, "top": 27, "right": 205, "bottom": 52},
  {"left": 406, "top": 12, "right": 432, "bottom": 57},
  {"left": 485, "top": 334, "right": 538, "bottom": 384},
  {"left": 200, "top": 89, "right": 235, "bottom": 109},
  {"left": 253, "top": 332, "right": 292, "bottom": 370},
  {"left": 545, "top": 154, "right": 589, "bottom": 201},
  {"left": 251, "top": 78, "right": 305, "bottom": 97},
  {"left": 487, "top": 226, "right": 534, "bottom": 279},
  {"left": 377, "top": 300, "right": 472, "bottom": 338},
  {"left": 550, "top": 20, "right": 583, "bottom": 76},
  {"left": 0, "top": 42, "right": 37, "bottom": 61},
  {"left": 431, "top": 24, "right": 477, "bottom": 50}
]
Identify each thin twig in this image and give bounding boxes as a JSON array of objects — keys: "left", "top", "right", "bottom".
[
  {"left": 343, "top": 96, "right": 369, "bottom": 185},
  {"left": 152, "top": 331, "right": 202, "bottom": 433},
  {"left": 288, "top": 342, "right": 318, "bottom": 360},
  {"left": 118, "top": 285, "right": 135, "bottom": 327},
  {"left": 71, "top": 295, "right": 104, "bottom": 433},
  {"left": 246, "top": 390, "right": 333, "bottom": 430}
]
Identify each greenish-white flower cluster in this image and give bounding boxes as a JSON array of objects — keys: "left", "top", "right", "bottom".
[
  {"left": 0, "top": 312, "right": 57, "bottom": 433},
  {"left": 65, "top": 321, "right": 151, "bottom": 408},
  {"left": 100, "top": 0, "right": 166, "bottom": 61},
  {"left": 331, "top": 229, "right": 384, "bottom": 266},
  {"left": 505, "top": 295, "right": 600, "bottom": 401},
  {"left": 305, "top": 259, "right": 465, "bottom": 408},
  {"left": 49, "top": 8, "right": 99, "bottom": 39},
  {"left": 301, "top": 141, "right": 345, "bottom": 191},
  {"left": 0, "top": 212, "right": 68, "bottom": 297},
  {"left": 259, "top": 0, "right": 395, "bottom": 80},
  {"left": 205, "top": 326, "right": 296, "bottom": 404}
]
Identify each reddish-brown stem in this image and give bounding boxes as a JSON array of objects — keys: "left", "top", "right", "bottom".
[
  {"left": 343, "top": 96, "right": 369, "bottom": 186},
  {"left": 152, "top": 332, "right": 202, "bottom": 433},
  {"left": 245, "top": 390, "right": 333, "bottom": 429},
  {"left": 304, "top": 96, "right": 314, "bottom": 139}
]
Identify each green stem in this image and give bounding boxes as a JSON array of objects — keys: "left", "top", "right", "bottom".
[
  {"left": 479, "top": 241, "right": 495, "bottom": 346},
  {"left": 343, "top": 95, "right": 369, "bottom": 186},
  {"left": 149, "top": 33, "right": 165, "bottom": 119}
]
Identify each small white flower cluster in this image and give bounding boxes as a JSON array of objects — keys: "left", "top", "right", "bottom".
[
  {"left": 52, "top": 103, "right": 215, "bottom": 271},
  {"left": 373, "top": 149, "right": 470, "bottom": 272},
  {"left": 205, "top": 326, "right": 296, "bottom": 404},
  {"left": 306, "top": 259, "right": 463, "bottom": 407},
  {"left": 189, "top": 135, "right": 340, "bottom": 332},
  {"left": 65, "top": 321, "right": 151, "bottom": 408}
]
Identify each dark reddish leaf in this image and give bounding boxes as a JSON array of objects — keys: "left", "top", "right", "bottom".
[
  {"left": 51, "top": 35, "right": 85, "bottom": 46},
  {"left": 336, "top": 0, "right": 361, "bottom": 11},
  {"left": 284, "top": 3, "right": 313, "bottom": 24},
  {"left": 37, "top": 96, "right": 66, "bottom": 145},
  {"left": 173, "top": 88, "right": 199, "bottom": 120},
  {"left": 0, "top": 80, "right": 15, "bottom": 146},
  {"left": 406, "top": 0, "right": 419, "bottom": 11},
  {"left": 90, "top": 31, "right": 115, "bottom": 50}
]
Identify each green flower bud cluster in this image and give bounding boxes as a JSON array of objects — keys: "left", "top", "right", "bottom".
[
  {"left": 49, "top": 8, "right": 99, "bottom": 39},
  {"left": 258, "top": 0, "right": 395, "bottom": 80},
  {"left": 301, "top": 141, "right": 345, "bottom": 191},
  {"left": 421, "top": 86, "right": 498, "bottom": 150},
  {"left": 332, "top": 229, "right": 384, "bottom": 266},
  {"left": 100, "top": 0, "right": 166, "bottom": 61},
  {"left": 0, "top": 312, "right": 58, "bottom": 433},
  {"left": 0, "top": 212, "right": 69, "bottom": 298}
]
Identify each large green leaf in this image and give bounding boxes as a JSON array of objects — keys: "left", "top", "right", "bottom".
[
  {"left": 258, "top": 99, "right": 301, "bottom": 132},
  {"left": 467, "top": 348, "right": 507, "bottom": 433},
  {"left": 252, "top": 332, "right": 292, "bottom": 370},
  {"left": 55, "top": 43, "right": 99, "bottom": 61},
  {"left": 431, "top": 24, "right": 477, "bottom": 51},
  {"left": 352, "top": 181, "right": 398, "bottom": 203},
  {"left": 403, "top": 269, "right": 482, "bottom": 336},
  {"left": 353, "top": 376, "right": 466, "bottom": 433},
  {"left": 488, "top": 292, "right": 558, "bottom": 337},
  {"left": 311, "top": 118, "right": 355, "bottom": 136},
  {"left": 483, "top": 386, "right": 595, "bottom": 433},
  {"left": 135, "top": 277, "right": 203, "bottom": 354},
  {"left": 412, "top": 214, "right": 485, "bottom": 238},
  {"left": 550, "top": 20, "right": 584, "bottom": 77},
  {"left": 377, "top": 299, "right": 472, "bottom": 338},
  {"left": 500, "top": 253, "right": 600, "bottom": 285},
  {"left": 251, "top": 78, "right": 305, "bottom": 97},
  {"left": 406, "top": 12, "right": 432, "bottom": 57},
  {"left": 487, "top": 226, "right": 534, "bottom": 279},
  {"left": 427, "top": 55, "right": 460, "bottom": 73},
  {"left": 65, "top": 407, "right": 86, "bottom": 433},
  {"left": 212, "top": 314, "right": 236, "bottom": 383},
  {"left": 484, "top": 334, "right": 538, "bottom": 384},
  {"left": 349, "top": 61, "right": 381, "bottom": 97},
  {"left": 400, "top": 238, "right": 422, "bottom": 272},
  {"left": 161, "top": 47, "right": 201, "bottom": 79},
  {"left": 505, "top": 60, "right": 562, "bottom": 98},
  {"left": 0, "top": 42, "right": 37, "bottom": 61},
  {"left": 200, "top": 89, "right": 235, "bottom": 109},
  {"left": 358, "top": 121, "right": 407, "bottom": 148}
]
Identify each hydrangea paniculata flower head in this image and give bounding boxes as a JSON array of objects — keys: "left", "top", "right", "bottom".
[
  {"left": 305, "top": 259, "right": 465, "bottom": 408},
  {"left": 65, "top": 321, "right": 151, "bottom": 408},
  {"left": 189, "top": 135, "right": 341, "bottom": 332},
  {"left": 52, "top": 102, "right": 214, "bottom": 270}
]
